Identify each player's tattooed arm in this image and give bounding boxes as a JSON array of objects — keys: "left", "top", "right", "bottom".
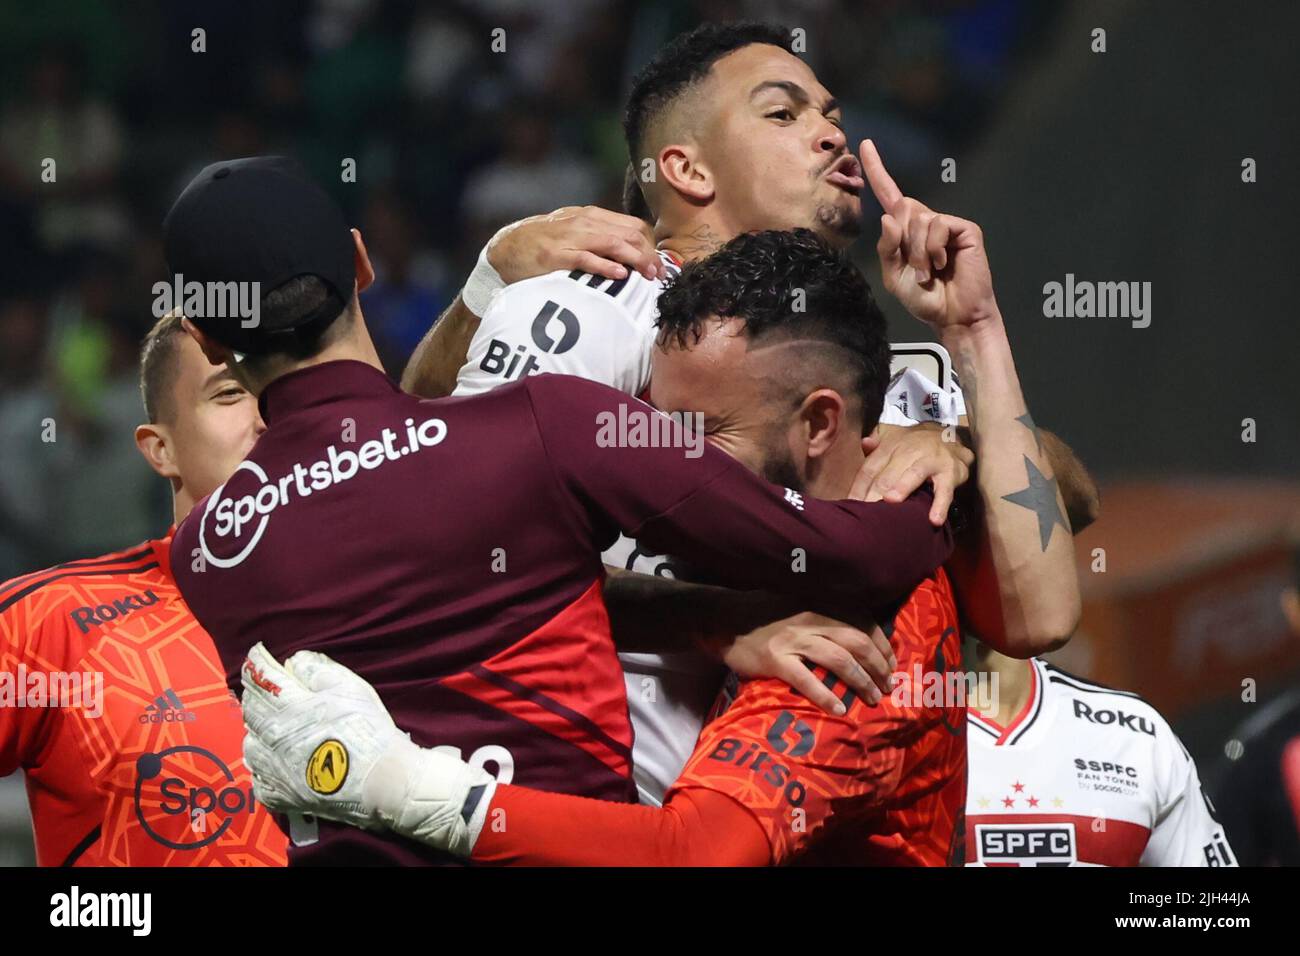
[
  {"left": 604, "top": 568, "right": 895, "bottom": 712},
  {"left": 1034, "top": 423, "right": 1100, "bottom": 532},
  {"left": 861, "top": 138, "right": 1081, "bottom": 657},
  {"left": 938, "top": 340, "right": 1082, "bottom": 657}
]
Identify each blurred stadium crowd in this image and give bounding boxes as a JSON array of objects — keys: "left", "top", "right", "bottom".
[{"left": 0, "top": 0, "right": 1058, "bottom": 579}]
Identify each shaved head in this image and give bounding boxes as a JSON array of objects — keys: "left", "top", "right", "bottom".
[{"left": 624, "top": 21, "right": 791, "bottom": 216}]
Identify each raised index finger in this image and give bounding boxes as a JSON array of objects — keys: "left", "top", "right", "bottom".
[{"left": 859, "top": 139, "right": 903, "bottom": 213}]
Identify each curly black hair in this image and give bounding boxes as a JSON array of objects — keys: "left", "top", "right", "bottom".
[
  {"left": 623, "top": 21, "right": 790, "bottom": 162},
  {"left": 655, "top": 228, "right": 892, "bottom": 433}
]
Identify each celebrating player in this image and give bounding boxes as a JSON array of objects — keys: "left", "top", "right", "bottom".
[
  {"left": 164, "top": 156, "right": 953, "bottom": 864},
  {"left": 240, "top": 152, "right": 1084, "bottom": 863},
  {"left": 398, "top": 21, "right": 1095, "bottom": 805},
  {"left": 965, "top": 644, "right": 1236, "bottom": 867},
  {"left": 0, "top": 311, "right": 286, "bottom": 866}
]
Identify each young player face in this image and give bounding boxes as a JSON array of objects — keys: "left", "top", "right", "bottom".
[
  {"left": 163, "top": 332, "right": 266, "bottom": 505},
  {"left": 651, "top": 317, "right": 809, "bottom": 491},
  {"left": 699, "top": 44, "right": 863, "bottom": 247}
]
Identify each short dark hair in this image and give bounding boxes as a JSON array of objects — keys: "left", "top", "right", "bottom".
[
  {"left": 622, "top": 162, "right": 653, "bottom": 223},
  {"left": 623, "top": 21, "right": 790, "bottom": 162},
  {"left": 655, "top": 228, "right": 892, "bottom": 433},
  {"left": 139, "top": 310, "right": 188, "bottom": 424},
  {"left": 254, "top": 275, "right": 351, "bottom": 361}
]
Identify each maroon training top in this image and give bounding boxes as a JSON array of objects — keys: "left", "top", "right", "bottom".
[{"left": 172, "top": 360, "right": 952, "bottom": 864}]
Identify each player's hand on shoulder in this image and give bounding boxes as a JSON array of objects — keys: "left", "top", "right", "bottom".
[
  {"left": 853, "top": 422, "right": 973, "bottom": 526},
  {"left": 487, "top": 205, "right": 665, "bottom": 284},
  {"left": 722, "top": 611, "right": 895, "bottom": 715}
]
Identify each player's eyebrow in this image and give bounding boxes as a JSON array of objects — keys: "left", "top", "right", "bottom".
[
  {"left": 202, "top": 368, "right": 237, "bottom": 390},
  {"left": 750, "top": 80, "right": 838, "bottom": 116}
]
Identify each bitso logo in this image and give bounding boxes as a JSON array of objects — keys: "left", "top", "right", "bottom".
[
  {"left": 134, "top": 745, "right": 256, "bottom": 849},
  {"left": 531, "top": 300, "right": 580, "bottom": 353},
  {"left": 307, "top": 740, "right": 349, "bottom": 794},
  {"left": 480, "top": 300, "right": 582, "bottom": 381},
  {"left": 705, "top": 711, "right": 815, "bottom": 809},
  {"left": 766, "top": 710, "right": 815, "bottom": 757}
]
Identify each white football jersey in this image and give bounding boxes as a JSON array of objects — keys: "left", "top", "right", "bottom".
[
  {"left": 454, "top": 250, "right": 681, "bottom": 398},
  {"left": 452, "top": 253, "right": 966, "bottom": 806},
  {"left": 966, "top": 658, "right": 1236, "bottom": 867}
]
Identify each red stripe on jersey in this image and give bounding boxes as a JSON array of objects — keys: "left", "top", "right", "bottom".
[
  {"left": 438, "top": 577, "right": 633, "bottom": 776},
  {"left": 970, "top": 661, "right": 1041, "bottom": 745}
]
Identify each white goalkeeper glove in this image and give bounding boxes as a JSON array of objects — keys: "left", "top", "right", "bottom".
[{"left": 239, "top": 643, "right": 496, "bottom": 858}]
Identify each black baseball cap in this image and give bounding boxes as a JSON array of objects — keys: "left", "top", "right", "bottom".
[{"left": 162, "top": 156, "right": 356, "bottom": 355}]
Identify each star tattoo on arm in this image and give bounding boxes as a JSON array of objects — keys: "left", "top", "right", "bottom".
[
  {"left": 1015, "top": 412, "right": 1044, "bottom": 455},
  {"left": 1002, "top": 456, "right": 1069, "bottom": 550}
]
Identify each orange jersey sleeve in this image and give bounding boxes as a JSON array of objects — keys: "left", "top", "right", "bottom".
[
  {"left": 667, "top": 571, "right": 968, "bottom": 866},
  {"left": 473, "top": 782, "right": 769, "bottom": 866},
  {"left": 474, "top": 572, "right": 967, "bottom": 866},
  {"left": 0, "top": 538, "right": 287, "bottom": 866}
]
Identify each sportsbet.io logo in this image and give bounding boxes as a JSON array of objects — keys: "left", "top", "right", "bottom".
[
  {"left": 134, "top": 745, "right": 257, "bottom": 850},
  {"left": 199, "top": 417, "right": 447, "bottom": 568},
  {"left": 307, "top": 740, "right": 349, "bottom": 794}
]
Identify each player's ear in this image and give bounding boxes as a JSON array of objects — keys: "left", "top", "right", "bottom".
[
  {"left": 799, "top": 389, "right": 847, "bottom": 460},
  {"left": 658, "top": 143, "right": 714, "bottom": 204},
  {"left": 181, "top": 318, "right": 232, "bottom": 367},
  {"left": 135, "top": 422, "right": 180, "bottom": 481},
  {"left": 351, "top": 228, "right": 375, "bottom": 293}
]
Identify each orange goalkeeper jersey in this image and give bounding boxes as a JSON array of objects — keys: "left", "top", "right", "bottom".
[
  {"left": 0, "top": 535, "right": 286, "bottom": 866},
  {"left": 667, "top": 569, "right": 967, "bottom": 865},
  {"left": 474, "top": 569, "right": 967, "bottom": 866}
]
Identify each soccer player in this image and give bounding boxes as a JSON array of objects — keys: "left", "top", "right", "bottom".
[
  {"left": 0, "top": 310, "right": 287, "bottom": 866},
  {"left": 240, "top": 195, "right": 1077, "bottom": 864},
  {"left": 964, "top": 643, "right": 1236, "bottom": 867},
  {"left": 1211, "top": 545, "right": 1300, "bottom": 865},
  {"left": 400, "top": 21, "right": 1096, "bottom": 805},
  {"left": 0, "top": 200, "right": 785, "bottom": 867},
  {"left": 164, "top": 156, "right": 953, "bottom": 865}
]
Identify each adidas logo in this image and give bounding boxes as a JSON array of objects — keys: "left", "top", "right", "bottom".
[{"left": 138, "top": 688, "right": 198, "bottom": 724}]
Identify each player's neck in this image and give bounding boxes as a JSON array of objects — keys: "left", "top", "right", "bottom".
[
  {"left": 242, "top": 317, "right": 384, "bottom": 397},
  {"left": 659, "top": 214, "right": 733, "bottom": 263},
  {"left": 975, "top": 649, "right": 1034, "bottom": 727},
  {"left": 807, "top": 437, "right": 871, "bottom": 502},
  {"left": 172, "top": 481, "right": 194, "bottom": 527}
]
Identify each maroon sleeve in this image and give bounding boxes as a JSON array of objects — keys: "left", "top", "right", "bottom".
[{"left": 523, "top": 374, "right": 952, "bottom": 607}]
